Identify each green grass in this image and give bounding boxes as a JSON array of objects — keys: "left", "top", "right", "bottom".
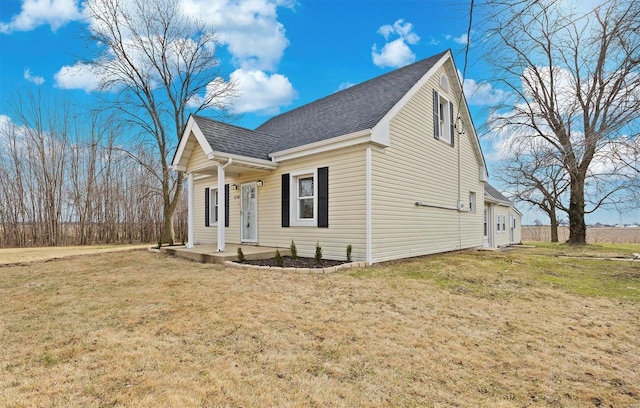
[{"left": 353, "top": 246, "right": 640, "bottom": 301}]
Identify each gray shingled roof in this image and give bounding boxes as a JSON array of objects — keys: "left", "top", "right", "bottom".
[
  {"left": 193, "top": 116, "right": 279, "bottom": 160},
  {"left": 258, "top": 51, "right": 447, "bottom": 152},
  {"left": 190, "top": 50, "right": 448, "bottom": 158},
  {"left": 485, "top": 183, "right": 513, "bottom": 204}
]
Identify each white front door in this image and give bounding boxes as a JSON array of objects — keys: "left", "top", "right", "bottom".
[
  {"left": 241, "top": 183, "right": 258, "bottom": 243},
  {"left": 483, "top": 205, "right": 491, "bottom": 247}
]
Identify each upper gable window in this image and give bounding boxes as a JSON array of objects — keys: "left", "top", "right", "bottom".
[
  {"left": 432, "top": 89, "right": 454, "bottom": 146},
  {"left": 439, "top": 74, "right": 449, "bottom": 92}
]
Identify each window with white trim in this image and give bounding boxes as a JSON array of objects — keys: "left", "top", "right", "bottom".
[
  {"left": 290, "top": 170, "right": 317, "bottom": 226},
  {"left": 502, "top": 215, "right": 506, "bottom": 232},
  {"left": 433, "top": 90, "right": 453, "bottom": 145},
  {"left": 469, "top": 192, "right": 476, "bottom": 213},
  {"left": 210, "top": 188, "right": 219, "bottom": 224},
  {"left": 497, "top": 214, "right": 502, "bottom": 232}
]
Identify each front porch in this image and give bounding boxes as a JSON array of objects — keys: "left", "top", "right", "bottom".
[{"left": 160, "top": 244, "right": 290, "bottom": 264}]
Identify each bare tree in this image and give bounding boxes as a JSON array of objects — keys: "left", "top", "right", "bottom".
[
  {"left": 496, "top": 141, "right": 569, "bottom": 242},
  {"left": 481, "top": 0, "right": 640, "bottom": 244},
  {"left": 84, "top": 0, "right": 236, "bottom": 243}
]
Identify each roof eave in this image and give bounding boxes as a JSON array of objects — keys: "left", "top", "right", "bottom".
[{"left": 269, "top": 129, "right": 378, "bottom": 162}]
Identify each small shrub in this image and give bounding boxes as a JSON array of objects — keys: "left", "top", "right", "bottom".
[
  {"left": 290, "top": 240, "right": 298, "bottom": 259},
  {"left": 274, "top": 249, "right": 283, "bottom": 267},
  {"left": 315, "top": 242, "right": 322, "bottom": 265},
  {"left": 346, "top": 244, "right": 352, "bottom": 262},
  {"left": 237, "top": 247, "right": 246, "bottom": 263}
]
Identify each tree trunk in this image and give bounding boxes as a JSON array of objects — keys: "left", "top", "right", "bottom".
[
  {"left": 549, "top": 209, "right": 559, "bottom": 243},
  {"left": 567, "top": 176, "right": 587, "bottom": 244}
]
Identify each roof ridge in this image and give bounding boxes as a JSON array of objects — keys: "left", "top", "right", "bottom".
[{"left": 257, "top": 50, "right": 449, "bottom": 131}]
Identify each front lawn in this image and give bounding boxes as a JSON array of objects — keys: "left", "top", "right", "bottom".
[{"left": 1, "top": 246, "right": 638, "bottom": 407}]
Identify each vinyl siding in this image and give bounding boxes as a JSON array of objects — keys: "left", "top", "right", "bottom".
[
  {"left": 494, "top": 205, "right": 511, "bottom": 247},
  {"left": 191, "top": 145, "right": 367, "bottom": 261},
  {"left": 370, "top": 62, "right": 484, "bottom": 263}
]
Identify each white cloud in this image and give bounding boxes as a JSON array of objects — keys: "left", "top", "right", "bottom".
[
  {"left": 0, "top": 0, "right": 83, "bottom": 34},
  {"left": 180, "top": 0, "right": 291, "bottom": 71},
  {"left": 448, "top": 33, "right": 469, "bottom": 45},
  {"left": 462, "top": 77, "right": 506, "bottom": 106},
  {"left": 54, "top": 63, "right": 100, "bottom": 92},
  {"left": 229, "top": 68, "right": 296, "bottom": 114},
  {"left": 24, "top": 69, "right": 44, "bottom": 85},
  {"left": 337, "top": 82, "right": 355, "bottom": 91},
  {"left": 372, "top": 19, "right": 420, "bottom": 68}
]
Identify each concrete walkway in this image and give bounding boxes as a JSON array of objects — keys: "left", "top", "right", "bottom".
[{"left": 160, "top": 244, "right": 290, "bottom": 264}]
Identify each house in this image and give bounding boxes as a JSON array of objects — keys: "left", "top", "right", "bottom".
[
  {"left": 172, "top": 49, "right": 521, "bottom": 264},
  {"left": 484, "top": 183, "right": 522, "bottom": 247}
]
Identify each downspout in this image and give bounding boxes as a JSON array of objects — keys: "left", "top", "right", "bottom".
[
  {"left": 457, "top": 112, "right": 462, "bottom": 250},
  {"left": 217, "top": 158, "right": 233, "bottom": 252},
  {"left": 366, "top": 147, "right": 372, "bottom": 264}
]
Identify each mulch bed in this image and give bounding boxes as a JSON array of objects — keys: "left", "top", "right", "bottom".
[{"left": 240, "top": 256, "right": 344, "bottom": 268}]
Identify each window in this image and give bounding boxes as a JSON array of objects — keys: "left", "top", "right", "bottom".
[
  {"left": 290, "top": 170, "right": 317, "bottom": 226},
  {"left": 469, "top": 192, "right": 476, "bottom": 213},
  {"left": 433, "top": 90, "right": 454, "bottom": 146},
  {"left": 484, "top": 208, "right": 488, "bottom": 237},
  {"left": 297, "top": 176, "right": 314, "bottom": 219},
  {"left": 497, "top": 214, "right": 501, "bottom": 232},
  {"left": 210, "top": 188, "right": 219, "bottom": 224},
  {"left": 502, "top": 215, "right": 506, "bottom": 232}
]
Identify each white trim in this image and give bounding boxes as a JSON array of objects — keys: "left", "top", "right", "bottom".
[
  {"left": 270, "top": 129, "right": 376, "bottom": 162},
  {"left": 217, "top": 158, "right": 232, "bottom": 252},
  {"left": 372, "top": 52, "right": 448, "bottom": 146},
  {"left": 187, "top": 172, "right": 195, "bottom": 248},
  {"left": 172, "top": 164, "right": 186, "bottom": 172},
  {"left": 289, "top": 169, "right": 318, "bottom": 227},
  {"left": 172, "top": 116, "right": 214, "bottom": 168},
  {"left": 208, "top": 151, "right": 278, "bottom": 170},
  {"left": 365, "top": 147, "right": 372, "bottom": 265}
]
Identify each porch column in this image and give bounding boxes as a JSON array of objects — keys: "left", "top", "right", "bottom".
[
  {"left": 217, "top": 163, "right": 226, "bottom": 252},
  {"left": 187, "top": 172, "right": 195, "bottom": 248}
]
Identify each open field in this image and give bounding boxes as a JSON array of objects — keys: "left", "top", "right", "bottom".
[
  {"left": 1, "top": 246, "right": 639, "bottom": 407},
  {"left": 523, "top": 226, "right": 640, "bottom": 244},
  {"left": 0, "top": 244, "right": 152, "bottom": 266}
]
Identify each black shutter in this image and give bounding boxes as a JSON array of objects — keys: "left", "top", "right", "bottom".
[
  {"left": 225, "top": 184, "right": 230, "bottom": 227},
  {"left": 433, "top": 89, "right": 440, "bottom": 140},
  {"left": 318, "top": 167, "right": 329, "bottom": 228},
  {"left": 281, "top": 174, "right": 290, "bottom": 227},
  {"left": 204, "top": 188, "right": 210, "bottom": 227},
  {"left": 450, "top": 101, "right": 455, "bottom": 147}
]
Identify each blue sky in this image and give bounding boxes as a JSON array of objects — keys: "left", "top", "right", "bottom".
[{"left": 1, "top": 0, "right": 637, "bottom": 225}]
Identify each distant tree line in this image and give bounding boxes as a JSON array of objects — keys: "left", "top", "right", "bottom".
[{"left": 0, "top": 90, "right": 187, "bottom": 248}]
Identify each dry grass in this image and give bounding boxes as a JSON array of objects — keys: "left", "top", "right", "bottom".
[
  {"left": 1, "top": 247, "right": 639, "bottom": 407},
  {"left": 0, "top": 244, "right": 151, "bottom": 265}
]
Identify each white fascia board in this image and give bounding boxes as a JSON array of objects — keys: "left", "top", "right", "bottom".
[
  {"left": 371, "top": 52, "right": 449, "bottom": 145},
  {"left": 172, "top": 164, "right": 186, "bottom": 172},
  {"left": 446, "top": 53, "right": 489, "bottom": 180},
  {"left": 269, "top": 129, "right": 375, "bottom": 162},
  {"left": 209, "top": 151, "right": 279, "bottom": 170},
  {"left": 172, "top": 115, "right": 214, "bottom": 168}
]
